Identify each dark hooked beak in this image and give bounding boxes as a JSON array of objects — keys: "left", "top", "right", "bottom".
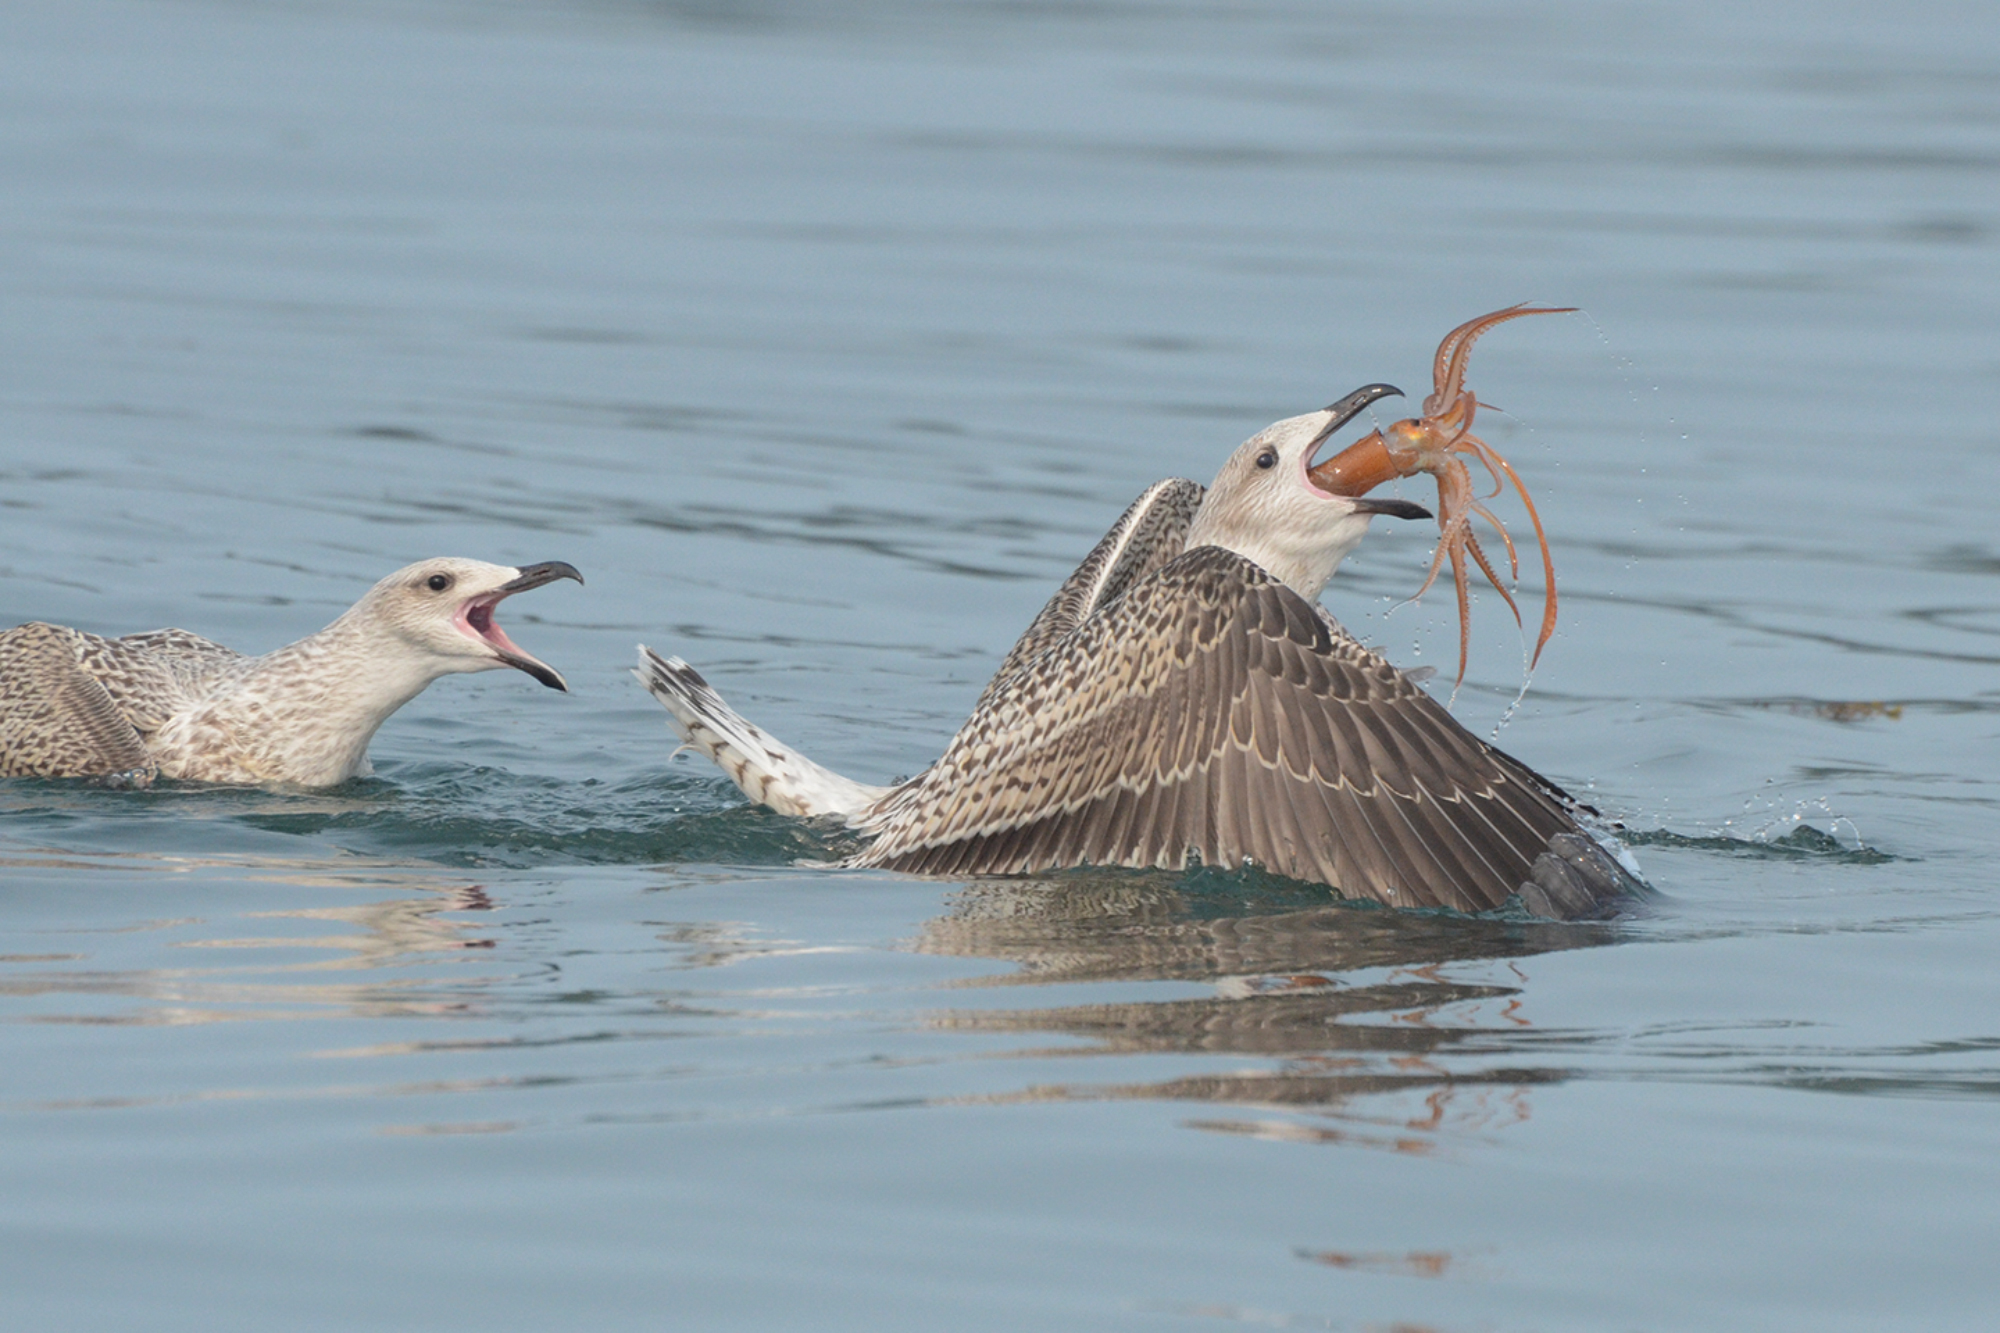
[
  {"left": 464, "top": 561, "right": 584, "bottom": 692},
  {"left": 1349, "top": 496, "right": 1433, "bottom": 521},
  {"left": 497, "top": 561, "right": 585, "bottom": 595},
  {"left": 1303, "top": 382, "right": 1404, "bottom": 455}
]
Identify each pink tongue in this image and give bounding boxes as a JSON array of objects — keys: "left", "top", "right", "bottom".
[{"left": 465, "top": 600, "right": 528, "bottom": 657}]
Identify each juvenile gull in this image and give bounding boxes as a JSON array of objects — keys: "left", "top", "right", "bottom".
[
  {"left": 1, "top": 558, "right": 581, "bottom": 786},
  {"left": 638, "top": 387, "right": 1638, "bottom": 920}
]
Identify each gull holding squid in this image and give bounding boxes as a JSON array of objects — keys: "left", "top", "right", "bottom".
[{"left": 637, "top": 307, "right": 1641, "bottom": 919}]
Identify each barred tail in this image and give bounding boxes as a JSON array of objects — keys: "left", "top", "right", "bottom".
[{"left": 633, "top": 646, "right": 890, "bottom": 819}]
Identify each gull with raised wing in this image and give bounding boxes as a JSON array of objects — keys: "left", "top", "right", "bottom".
[{"left": 638, "top": 312, "right": 1639, "bottom": 919}]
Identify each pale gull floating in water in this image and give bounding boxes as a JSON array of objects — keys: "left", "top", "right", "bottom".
[
  {"left": 637, "top": 384, "right": 1640, "bottom": 920},
  {"left": 1, "top": 558, "right": 581, "bottom": 786}
]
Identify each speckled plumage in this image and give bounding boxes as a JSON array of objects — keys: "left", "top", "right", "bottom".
[
  {"left": 852, "top": 546, "right": 1628, "bottom": 916},
  {"left": 0, "top": 622, "right": 163, "bottom": 780},
  {"left": 637, "top": 397, "right": 1640, "bottom": 919},
  {"left": 974, "top": 478, "right": 1205, "bottom": 712},
  {"left": 2, "top": 558, "right": 580, "bottom": 787},
  {"left": 635, "top": 480, "right": 1202, "bottom": 820}
]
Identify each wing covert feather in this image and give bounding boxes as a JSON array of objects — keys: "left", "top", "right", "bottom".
[
  {"left": 976, "top": 479, "right": 1204, "bottom": 712},
  {"left": 0, "top": 624, "right": 152, "bottom": 778},
  {"left": 76, "top": 627, "right": 244, "bottom": 732},
  {"left": 858, "top": 546, "right": 1630, "bottom": 916}
]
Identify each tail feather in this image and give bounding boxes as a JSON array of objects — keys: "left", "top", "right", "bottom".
[{"left": 633, "top": 646, "right": 891, "bottom": 819}]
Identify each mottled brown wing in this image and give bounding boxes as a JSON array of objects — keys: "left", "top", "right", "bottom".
[
  {"left": 858, "top": 547, "right": 1619, "bottom": 916},
  {"left": 975, "top": 478, "right": 1204, "bottom": 712},
  {"left": 0, "top": 623, "right": 152, "bottom": 778},
  {"left": 76, "top": 627, "right": 244, "bottom": 732}
]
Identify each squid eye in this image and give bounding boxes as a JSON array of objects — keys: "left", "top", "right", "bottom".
[
  {"left": 1255, "top": 451, "right": 1278, "bottom": 470},
  {"left": 426, "top": 573, "right": 452, "bottom": 592}
]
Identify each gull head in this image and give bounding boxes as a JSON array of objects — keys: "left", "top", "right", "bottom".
[
  {"left": 355, "top": 558, "right": 583, "bottom": 690},
  {"left": 1187, "top": 384, "right": 1430, "bottom": 601}
]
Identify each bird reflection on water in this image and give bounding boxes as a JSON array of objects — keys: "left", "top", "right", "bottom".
[
  {"left": 913, "top": 871, "right": 1617, "bottom": 1149},
  {"left": 0, "top": 853, "right": 503, "bottom": 1034}
]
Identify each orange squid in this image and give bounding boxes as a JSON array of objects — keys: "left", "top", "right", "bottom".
[{"left": 1309, "top": 304, "right": 1572, "bottom": 688}]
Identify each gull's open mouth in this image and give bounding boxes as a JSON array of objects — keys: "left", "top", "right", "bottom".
[
  {"left": 1301, "top": 382, "right": 1403, "bottom": 493},
  {"left": 1297, "top": 383, "right": 1430, "bottom": 520},
  {"left": 456, "top": 560, "right": 583, "bottom": 691},
  {"left": 1309, "top": 383, "right": 1404, "bottom": 456}
]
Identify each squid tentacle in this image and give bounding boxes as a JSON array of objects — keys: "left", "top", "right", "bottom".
[
  {"left": 1455, "top": 432, "right": 1509, "bottom": 500},
  {"left": 1483, "top": 448, "right": 1560, "bottom": 668},
  {"left": 1462, "top": 525, "right": 1520, "bottom": 620},
  {"left": 1449, "top": 540, "right": 1473, "bottom": 689},
  {"left": 1466, "top": 499, "right": 1521, "bottom": 581},
  {"left": 1308, "top": 304, "right": 1575, "bottom": 688}
]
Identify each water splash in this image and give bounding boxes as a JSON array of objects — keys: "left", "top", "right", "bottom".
[{"left": 1623, "top": 823, "right": 1897, "bottom": 866}]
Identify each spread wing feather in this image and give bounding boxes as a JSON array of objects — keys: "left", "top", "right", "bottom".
[{"left": 856, "top": 546, "right": 1625, "bottom": 916}]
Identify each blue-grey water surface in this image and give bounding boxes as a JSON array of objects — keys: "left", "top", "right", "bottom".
[{"left": 4, "top": 1, "right": 1999, "bottom": 1329}]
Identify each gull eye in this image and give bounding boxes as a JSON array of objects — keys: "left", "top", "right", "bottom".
[
  {"left": 426, "top": 573, "right": 453, "bottom": 592},
  {"left": 1255, "top": 450, "right": 1278, "bottom": 470}
]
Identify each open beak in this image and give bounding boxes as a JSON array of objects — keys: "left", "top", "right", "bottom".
[
  {"left": 458, "top": 560, "right": 584, "bottom": 691},
  {"left": 1350, "top": 496, "right": 1432, "bottom": 521},
  {"left": 1306, "top": 383, "right": 1404, "bottom": 451},
  {"left": 1306, "top": 382, "right": 1409, "bottom": 498}
]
